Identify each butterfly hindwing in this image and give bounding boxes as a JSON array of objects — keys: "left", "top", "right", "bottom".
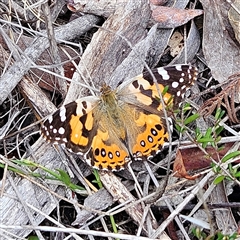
[
  {"left": 125, "top": 109, "right": 169, "bottom": 160},
  {"left": 85, "top": 128, "right": 131, "bottom": 170}
]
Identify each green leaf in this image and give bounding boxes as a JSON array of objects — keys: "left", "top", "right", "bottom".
[
  {"left": 214, "top": 175, "right": 225, "bottom": 184},
  {"left": 182, "top": 102, "right": 194, "bottom": 112},
  {"left": 195, "top": 127, "right": 200, "bottom": 135},
  {"left": 197, "top": 138, "right": 215, "bottom": 143},
  {"left": 191, "top": 227, "right": 207, "bottom": 239},
  {"left": 215, "top": 136, "right": 222, "bottom": 143},
  {"left": 175, "top": 123, "right": 181, "bottom": 132},
  {"left": 215, "top": 126, "right": 224, "bottom": 136},
  {"left": 183, "top": 102, "right": 191, "bottom": 108},
  {"left": 13, "top": 159, "right": 37, "bottom": 168},
  {"left": 214, "top": 108, "right": 221, "bottom": 120},
  {"left": 162, "top": 85, "right": 169, "bottom": 96},
  {"left": 57, "top": 169, "right": 71, "bottom": 185},
  {"left": 28, "top": 236, "right": 39, "bottom": 240},
  {"left": 202, "top": 128, "right": 213, "bottom": 148},
  {"left": 216, "top": 233, "right": 223, "bottom": 239},
  {"left": 215, "top": 108, "right": 225, "bottom": 121},
  {"left": 211, "top": 163, "right": 221, "bottom": 173},
  {"left": 110, "top": 215, "right": 118, "bottom": 234},
  {"left": 184, "top": 113, "right": 200, "bottom": 125},
  {"left": 68, "top": 182, "right": 85, "bottom": 191},
  {"left": 175, "top": 123, "right": 186, "bottom": 133},
  {"left": 204, "top": 128, "right": 212, "bottom": 138},
  {"left": 93, "top": 169, "right": 103, "bottom": 188},
  {"left": 221, "top": 151, "right": 240, "bottom": 163},
  {"left": 196, "top": 133, "right": 203, "bottom": 141},
  {"left": 234, "top": 171, "right": 240, "bottom": 178},
  {"left": 230, "top": 232, "right": 238, "bottom": 240}
]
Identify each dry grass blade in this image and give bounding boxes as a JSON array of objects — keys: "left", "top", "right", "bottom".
[
  {"left": 0, "top": 14, "right": 101, "bottom": 105},
  {"left": 199, "top": 72, "right": 240, "bottom": 123}
]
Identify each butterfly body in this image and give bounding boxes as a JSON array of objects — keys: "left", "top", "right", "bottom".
[{"left": 41, "top": 65, "right": 198, "bottom": 171}]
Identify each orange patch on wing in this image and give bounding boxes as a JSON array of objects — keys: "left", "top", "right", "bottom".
[
  {"left": 130, "top": 78, "right": 174, "bottom": 111},
  {"left": 133, "top": 113, "right": 168, "bottom": 157},
  {"left": 69, "top": 114, "right": 90, "bottom": 146},
  {"left": 91, "top": 130, "right": 129, "bottom": 169},
  {"left": 84, "top": 112, "right": 94, "bottom": 130},
  {"left": 135, "top": 93, "right": 153, "bottom": 106}
]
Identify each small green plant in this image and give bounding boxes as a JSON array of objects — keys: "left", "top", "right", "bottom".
[
  {"left": 191, "top": 227, "right": 207, "bottom": 239},
  {"left": 175, "top": 105, "right": 200, "bottom": 133},
  {"left": 213, "top": 158, "right": 240, "bottom": 185},
  {"left": 195, "top": 109, "right": 225, "bottom": 149},
  {"left": 92, "top": 169, "right": 103, "bottom": 188},
  {"left": 215, "top": 231, "right": 238, "bottom": 240},
  {"left": 192, "top": 109, "right": 240, "bottom": 185},
  {"left": 92, "top": 169, "right": 119, "bottom": 235},
  {"left": 28, "top": 236, "right": 39, "bottom": 240},
  {"left": 0, "top": 159, "right": 84, "bottom": 191},
  {"left": 175, "top": 107, "right": 240, "bottom": 185},
  {"left": 191, "top": 227, "right": 238, "bottom": 240}
]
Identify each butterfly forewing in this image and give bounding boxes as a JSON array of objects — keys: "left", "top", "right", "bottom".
[
  {"left": 41, "top": 96, "right": 99, "bottom": 153},
  {"left": 124, "top": 65, "right": 197, "bottom": 110},
  {"left": 147, "top": 65, "right": 198, "bottom": 107}
]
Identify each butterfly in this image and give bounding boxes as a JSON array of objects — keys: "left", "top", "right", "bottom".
[{"left": 41, "top": 64, "right": 198, "bottom": 171}]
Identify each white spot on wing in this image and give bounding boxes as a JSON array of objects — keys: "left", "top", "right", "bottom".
[
  {"left": 59, "top": 107, "right": 66, "bottom": 122},
  {"left": 175, "top": 65, "right": 183, "bottom": 71},
  {"left": 172, "top": 82, "right": 179, "bottom": 88},
  {"left": 48, "top": 115, "right": 53, "bottom": 124},
  {"left": 157, "top": 68, "right": 170, "bottom": 80},
  {"left": 58, "top": 127, "right": 65, "bottom": 135}
]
